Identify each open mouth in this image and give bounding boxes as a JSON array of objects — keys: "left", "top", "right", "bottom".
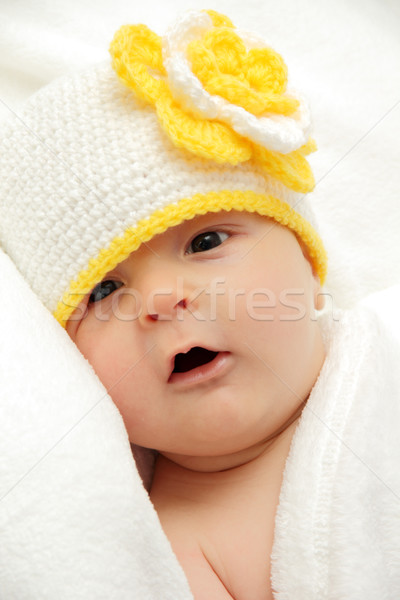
[{"left": 172, "top": 347, "right": 218, "bottom": 374}]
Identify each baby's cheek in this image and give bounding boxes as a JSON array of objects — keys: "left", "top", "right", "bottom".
[
  {"left": 244, "top": 286, "right": 277, "bottom": 322},
  {"left": 72, "top": 323, "right": 121, "bottom": 388},
  {"left": 105, "top": 362, "right": 155, "bottom": 431}
]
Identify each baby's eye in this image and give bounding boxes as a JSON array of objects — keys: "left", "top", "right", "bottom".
[
  {"left": 187, "top": 231, "right": 229, "bottom": 254},
  {"left": 88, "top": 280, "right": 123, "bottom": 304}
]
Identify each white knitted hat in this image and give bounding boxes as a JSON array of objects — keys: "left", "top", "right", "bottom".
[{"left": 0, "top": 9, "right": 326, "bottom": 326}]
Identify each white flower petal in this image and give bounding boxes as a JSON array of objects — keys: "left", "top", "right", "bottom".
[
  {"left": 221, "top": 91, "right": 312, "bottom": 153},
  {"left": 163, "top": 10, "right": 213, "bottom": 56},
  {"left": 164, "top": 53, "right": 220, "bottom": 119}
]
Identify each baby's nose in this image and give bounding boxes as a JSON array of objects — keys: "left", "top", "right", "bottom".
[
  {"left": 132, "top": 259, "right": 192, "bottom": 321},
  {"left": 145, "top": 285, "right": 188, "bottom": 321},
  {"left": 130, "top": 252, "right": 206, "bottom": 323}
]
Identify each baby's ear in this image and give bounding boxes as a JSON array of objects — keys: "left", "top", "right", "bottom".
[
  {"left": 298, "top": 237, "right": 325, "bottom": 311},
  {"left": 313, "top": 274, "right": 325, "bottom": 311}
]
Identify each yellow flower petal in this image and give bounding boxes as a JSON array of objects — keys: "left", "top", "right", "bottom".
[
  {"left": 202, "top": 74, "right": 268, "bottom": 115},
  {"left": 202, "top": 28, "right": 247, "bottom": 76},
  {"left": 253, "top": 143, "right": 316, "bottom": 193},
  {"left": 244, "top": 48, "right": 288, "bottom": 95},
  {"left": 110, "top": 24, "right": 166, "bottom": 105},
  {"left": 187, "top": 41, "right": 219, "bottom": 86},
  {"left": 110, "top": 12, "right": 311, "bottom": 178},
  {"left": 243, "top": 49, "right": 299, "bottom": 116},
  {"left": 257, "top": 92, "right": 299, "bottom": 116},
  {"left": 155, "top": 92, "right": 252, "bottom": 164},
  {"left": 205, "top": 10, "right": 234, "bottom": 28},
  {"left": 298, "top": 138, "right": 317, "bottom": 155},
  {"left": 188, "top": 29, "right": 298, "bottom": 118}
]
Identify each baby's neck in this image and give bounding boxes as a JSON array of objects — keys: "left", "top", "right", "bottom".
[
  {"left": 152, "top": 414, "right": 300, "bottom": 494},
  {"left": 157, "top": 403, "right": 303, "bottom": 476}
]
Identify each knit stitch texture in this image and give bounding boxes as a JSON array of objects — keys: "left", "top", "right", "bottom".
[{"left": 0, "top": 9, "right": 326, "bottom": 325}]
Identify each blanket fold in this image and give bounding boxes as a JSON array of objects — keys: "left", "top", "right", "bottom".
[
  {"left": 1, "top": 245, "right": 400, "bottom": 598},
  {"left": 0, "top": 249, "right": 193, "bottom": 600},
  {"left": 272, "top": 289, "right": 400, "bottom": 599}
]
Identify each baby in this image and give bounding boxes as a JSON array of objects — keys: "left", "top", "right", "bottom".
[
  {"left": 2, "top": 8, "right": 399, "bottom": 600},
  {"left": 64, "top": 11, "right": 325, "bottom": 598},
  {"left": 66, "top": 209, "right": 325, "bottom": 599}
]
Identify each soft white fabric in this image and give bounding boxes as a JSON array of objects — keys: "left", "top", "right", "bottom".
[
  {"left": 0, "top": 249, "right": 193, "bottom": 600},
  {"left": 2, "top": 255, "right": 399, "bottom": 600},
  {"left": 272, "top": 288, "right": 400, "bottom": 599}
]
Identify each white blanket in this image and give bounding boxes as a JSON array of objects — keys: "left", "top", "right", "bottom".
[
  {"left": 0, "top": 249, "right": 193, "bottom": 600},
  {"left": 272, "top": 293, "right": 400, "bottom": 598},
  {"left": 2, "top": 251, "right": 399, "bottom": 599}
]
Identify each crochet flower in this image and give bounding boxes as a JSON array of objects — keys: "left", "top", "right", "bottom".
[{"left": 110, "top": 9, "right": 315, "bottom": 193}]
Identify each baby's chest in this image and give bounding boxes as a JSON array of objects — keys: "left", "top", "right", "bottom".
[{"left": 198, "top": 492, "right": 277, "bottom": 600}]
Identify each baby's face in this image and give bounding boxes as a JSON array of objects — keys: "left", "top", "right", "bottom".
[{"left": 67, "top": 211, "right": 325, "bottom": 466}]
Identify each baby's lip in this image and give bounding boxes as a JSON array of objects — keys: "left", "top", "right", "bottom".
[
  {"left": 168, "top": 347, "right": 233, "bottom": 389},
  {"left": 167, "top": 343, "right": 224, "bottom": 381},
  {"left": 168, "top": 348, "right": 231, "bottom": 387}
]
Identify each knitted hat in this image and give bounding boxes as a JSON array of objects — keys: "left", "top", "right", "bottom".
[{"left": 0, "top": 9, "right": 326, "bottom": 326}]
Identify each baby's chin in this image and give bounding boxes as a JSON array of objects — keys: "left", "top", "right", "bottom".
[{"left": 156, "top": 416, "right": 301, "bottom": 474}]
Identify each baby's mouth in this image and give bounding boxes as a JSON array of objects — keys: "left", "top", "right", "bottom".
[
  {"left": 168, "top": 346, "right": 231, "bottom": 386},
  {"left": 172, "top": 347, "right": 218, "bottom": 374}
]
